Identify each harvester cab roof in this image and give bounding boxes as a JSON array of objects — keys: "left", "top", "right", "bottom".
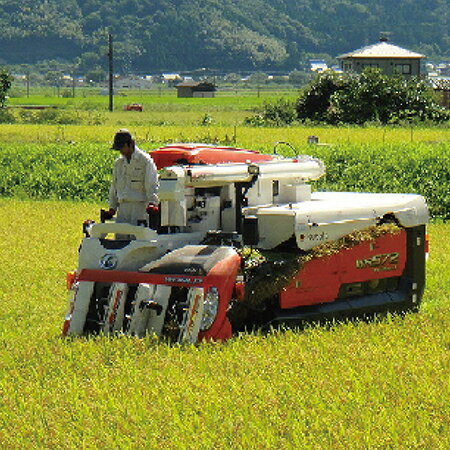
[{"left": 150, "top": 143, "right": 275, "bottom": 169}]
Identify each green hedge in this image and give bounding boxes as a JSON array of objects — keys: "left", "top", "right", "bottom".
[
  {"left": 0, "top": 142, "right": 448, "bottom": 219},
  {"left": 0, "top": 144, "right": 115, "bottom": 201}
]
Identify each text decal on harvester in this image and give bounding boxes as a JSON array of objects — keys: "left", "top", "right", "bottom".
[{"left": 356, "top": 252, "right": 400, "bottom": 272}]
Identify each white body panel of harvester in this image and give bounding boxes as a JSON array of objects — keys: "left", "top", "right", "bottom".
[{"left": 245, "top": 191, "right": 429, "bottom": 250}]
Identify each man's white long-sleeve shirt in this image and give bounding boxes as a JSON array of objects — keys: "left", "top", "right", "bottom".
[{"left": 108, "top": 146, "right": 159, "bottom": 210}]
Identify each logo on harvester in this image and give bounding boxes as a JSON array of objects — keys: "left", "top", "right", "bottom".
[
  {"left": 165, "top": 276, "right": 204, "bottom": 284},
  {"left": 356, "top": 252, "right": 399, "bottom": 272},
  {"left": 299, "top": 232, "right": 329, "bottom": 242},
  {"left": 99, "top": 253, "right": 118, "bottom": 270}
]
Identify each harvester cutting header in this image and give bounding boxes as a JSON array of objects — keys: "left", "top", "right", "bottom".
[{"left": 63, "top": 143, "right": 429, "bottom": 342}]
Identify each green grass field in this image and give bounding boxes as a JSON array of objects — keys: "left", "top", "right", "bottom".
[
  {"left": 7, "top": 89, "right": 299, "bottom": 127},
  {"left": 0, "top": 199, "right": 449, "bottom": 448},
  {"left": 7, "top": 89, "right": 450, "bottom": 128}
]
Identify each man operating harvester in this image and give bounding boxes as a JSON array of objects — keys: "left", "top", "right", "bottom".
[{"left": 105, "top": 129, "right": 159, "bottom": 227}]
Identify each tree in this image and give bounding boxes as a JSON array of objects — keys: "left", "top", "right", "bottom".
[
  {"left": 248, "top": 72, "right": 268, "bottom": 85},
  {"left": 297, "top": 69, "right": 450, "bottom": 125},
  {"left": 85, "top": 67, "right": 106, "bottom": 83},
  {"left": 224, "top": 73, "right": 241, "bottom": 84},
  {"left": 296, "top": 71, "right": 346, "bottom": 122},
  {"left": 77, "top": 52, "right": 103, "bottom": 73},
  {"left": 288, "top": 70, "right": 310, "bottom": 87},
  {"left": 0, "top": 69, "right": 12, "bottom": 108},
  {"left": 45, "top": 70, "right": 63, "bottom": 87}
]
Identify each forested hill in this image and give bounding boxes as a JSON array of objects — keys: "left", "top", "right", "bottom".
[{"left": 0, "top": 0, "right": 448, "bottom": 71}]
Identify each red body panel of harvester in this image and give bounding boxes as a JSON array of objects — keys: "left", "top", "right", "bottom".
[
  {"left": 279, "top": 230, "right": 407, "bottom": 309},
  {"left": 150, "top": 144, "right": 274, "bottom": 169},
  {"left": 198, "top": 251, "right": 241, "bottom": 341},
  {"left": 73, "top": 248, "right": 241, "bottom": 341}
]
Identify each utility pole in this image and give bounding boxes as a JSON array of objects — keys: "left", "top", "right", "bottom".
[
  {"left": 108, "top": 33, "right": 114, "bottom": 112},
  {"left": 26, "top": 71, "right": 30, "bottom": 98}
]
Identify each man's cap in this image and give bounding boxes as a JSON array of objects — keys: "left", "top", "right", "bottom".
[{"left": 111, "top": 128, "right": 133, "bottom": 150}]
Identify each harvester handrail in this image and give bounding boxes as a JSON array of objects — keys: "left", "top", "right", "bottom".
[{"left": 89, "top": 223, "right": 158, "bottom": 241}]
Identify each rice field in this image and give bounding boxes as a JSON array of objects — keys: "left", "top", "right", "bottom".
[
  {"left": 0, "top": 122, "right": 448, "bottom": 146},
  {"left": 0, "top": 93, "right": 449, "bottom": 447},
  {"left": 0, "top": 199, "right": 448, "bottom": 448}
]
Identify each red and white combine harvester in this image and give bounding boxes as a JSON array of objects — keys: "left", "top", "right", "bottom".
[{"left": 63, "top": 143, "right": 429, "bottom": 342}]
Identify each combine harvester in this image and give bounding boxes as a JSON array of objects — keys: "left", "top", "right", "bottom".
[{"left": 63, "top": 143, "right": 429, "bottom": 342}]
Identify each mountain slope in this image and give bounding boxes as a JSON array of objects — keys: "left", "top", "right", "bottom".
[{"left": 0, "top": 0, "right": 447, "bottom": 70}]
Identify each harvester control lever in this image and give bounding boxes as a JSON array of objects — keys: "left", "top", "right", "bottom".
[
  {"left": 140, "top": 300, "right": 163, "bottom": 316},
  {"left": 82, "top": 220, "right": 95, "bottom": 237},
  {"left": 146, "top": 203, "right": 160, "bottom": 230},
  {"left": 100, "top": 208, "right": 115, "bottom": 223}
]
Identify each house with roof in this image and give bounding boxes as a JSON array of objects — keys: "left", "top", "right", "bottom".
[
  {"left": 309, "top": 59, "right": 328, "bottom": 73},
  {"left": 338, "top": 38, "right": 424, "bottom": 77},
  {"left": 175, "top": 81, "right": 216, "bottom": 98}
]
